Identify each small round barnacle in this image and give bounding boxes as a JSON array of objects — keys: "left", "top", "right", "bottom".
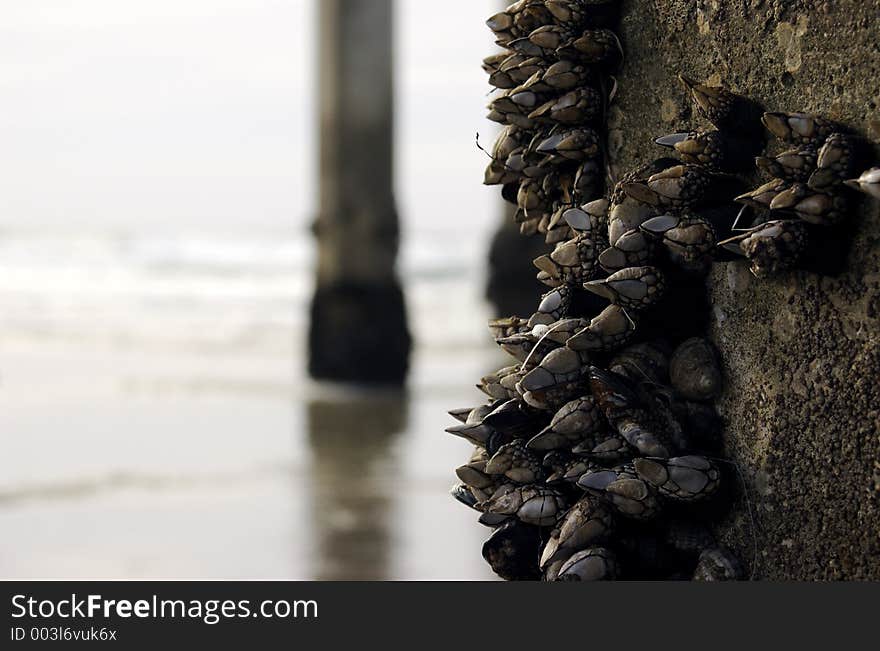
[
  {"left": 536, "top": 128, "right": 601, "bottom": 167},
  {"left": 607, "top": 195, "right": 658, "bottom": 246},
  {"left": 718, "top": 219, "right": 808, "bottom": 278},
  {"left": 540, "top": 496, "right": 615, "bottom": 569},
  {"left": 616, "top": 418, "right": 675, "bottom": 459},
  {"left": 455, "top": 460, "right": 495, "bottom": 491},
  {"left": 641, "top": 213, "right": 716, "bottom": 273},
  {"left": 583, "top": 265, "right": 667, "bottom": 311},
  {"left": 482, "top": 52, "right": 514, "bottom": 88},
  {"left": 484, "top": 158, "right": 520, "bottom": 186},
  {"left": 446, "top": 406, "right": 474, "bottom": 425},
  {"left": 558, "top": 206, "right": 592, "bottom": 235},
  {"left": 598, "top": 228, "right": 656, "bottom": 273},
  {"left": 488, "top": 124, "right": 530, "bottom": 159},
  {"left": 536, "top": 285, "right": 572, "bottom": 320},
  {"left": 495, "top": 331, "right": 559, "bottom": 369},
  {"left": 573, "top": 432, "right": 633, "bottom": 464},
  {"left": 517, "top": 177, "right": 552, "bottom": 213},
  {"left": 485, "top": 8, "right": 515, "bottom": 35},
  {"left": 495, "top": 485, "right": 566, "bottom": 527},
  {"left": 540, "top": 59, "right": 594, "bottom": 90},
  {"left": 678, "top": 75, "right": 753, "bottom": 131},
  {"left": 507, "top": 148, "right": 551, "bottom": 181},
  {"left": 556, "top": 547, "right": 618, "bottom": 581},
  {"left": 510, "top": 24, "right": 571, "bottom": 58},
  {"left": 498, "top": 52, "right": 545, "bottom": 86},
  {"left": 529, "top": 86, "right": 603, "bottom": 124},
  {"left": 633, "top": 455, "right": 721, "bottom": 501},
  {"left": 560, "top": 28, "right": 623, "bottom": 65},
  {"left": 487, "top": 2, "right": 552, "bottom": 46},
  {"left": 692, "top": 546, "right": 743, "bottom": 581},
  {"left": 755, "top": 147, "right": 817, "bottom": 182},
  {"left": 483, "top": 52, "right": 541, "bottom": 90},
  {"left": 542, "top": 450, "right": 593, "bottom": 484},
  {"left": 566, "top": 304, "right": 637, "bottom": 352},
  {"left": 544, "top": 208, "right": 574, "bottom": 245},
  {"left": 480, "top": 397, "right": 549, "bottom": 442},
  {"left": 669, "top": 337, "right": 722, "bottom": 401},
  {"left": 571, "top": 160, "right": 604, "bottom": 207},
  {"left": 579, "top": 197, "right": 609, "bottom": 227},
  {"left": 586, "top": 358, "right": 641, "bottom": 414},
  {"left": 487, "top": 315, "right": 530, "bottom": 340},
  {"left": 655, "top": 129, "right": 746, "bottom": 171},
  {"left": 577, "top": 464, "right": 661, "bottom": 520},
  {"left": 609, "top": 341, "right": 670, "bottom": 385},
  {"left": 808, "top": 132, "right": 857, "bottom": 191},
  {"left": 769, "top": 182, "right": 848, "bottom": 226},
  {"left": 735, "top": 178, "right": 790, "bottom": 211},
  {"left": 586, "top": 366, "right": 675, "bottom": 458},
  {"left": 477, "top": 364, "right": 522, "bottom": 401},
  {"left": 527, "top": 394, "right": 604, "bottom": 451},
  {"left": 761, "top": 111, "right": 841, "bottom": 148},
  {"left": 623, "top": 164, "right": 713, "bottom": 209},
  {"left": 517, "top": 347, "right": 589, "bottom": 410},
  {"left": 534, "top": 232, "right": 599, "bottom": 286},
  {"left": 541, "top": 0, "right": 596, "bottom": 31},
  {"left": 513, "top": 2, "right": 555, "bottom": 36},
  {"left": 535, "top": 317, "right": 590, "bottom": 346},
  {"left": 485, "top": 439, "right": 546, "bottom": 484},
  {"left": 482, "top": 520, "right": 543, "bottom": 581},
  {"left": 451, "top": 482, "right": 482, "bottom": 510}
]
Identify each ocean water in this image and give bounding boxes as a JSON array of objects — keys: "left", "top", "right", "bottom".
[
  {"left": 0, "top": 1, "right": 508, "bottom": 579},
  {"left": 0, "top": 228, "right": 504, "bottom": 580}
]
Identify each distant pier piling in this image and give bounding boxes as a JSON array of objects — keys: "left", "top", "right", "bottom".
[
  {"left": 486, "top": 206, "right": 549, "bottom": 317},
  {"left": 309, "top": 0, "right": 410, "bottom": 384}
]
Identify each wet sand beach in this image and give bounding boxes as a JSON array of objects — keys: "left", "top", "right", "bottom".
[{"left": 0, "top": 250, "right": 501, "bottom": 579}]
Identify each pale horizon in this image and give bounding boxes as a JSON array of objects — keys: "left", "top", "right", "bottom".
[{"left": 0, "top": 0, "right": 498, "bottom": 237}]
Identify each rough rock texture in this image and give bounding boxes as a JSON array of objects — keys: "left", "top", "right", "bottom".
[{"left": 610, "top": 0, "right": 879, "bottom": 579}]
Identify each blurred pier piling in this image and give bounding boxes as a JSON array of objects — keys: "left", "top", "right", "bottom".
[{"left": 309, "top": 0, "right": 410, "bottom": 384}]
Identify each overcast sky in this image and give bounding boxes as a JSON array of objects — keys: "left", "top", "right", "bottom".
[{"left": 0, "top": 1, "right": 495, "bottom": 235}]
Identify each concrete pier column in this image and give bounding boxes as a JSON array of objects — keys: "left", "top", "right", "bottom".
[{"left": 309, "top": 0, "right": 410, "bottom": 384}]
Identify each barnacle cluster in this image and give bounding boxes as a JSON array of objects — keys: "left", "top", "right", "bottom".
[
  {"left": 720, "top": 114, "right": 879, "bottom": 278},
  {"left": 449, "top": 1, "right": 754, "bottom": 582},
  {"left": 481, "top": 0, "right": 620, "bottom": 241},
  {"left": 453, "top": 2, "right": 878, "bottom": 582}
]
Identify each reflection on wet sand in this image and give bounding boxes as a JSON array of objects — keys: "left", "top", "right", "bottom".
[{"left": 307, "top": 391, "right": 408, "bottom": 580}]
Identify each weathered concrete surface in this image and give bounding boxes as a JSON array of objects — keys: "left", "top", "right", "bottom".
[
  {"left": 611, "top": 0, "right": 880, "bottom": 579},
  {"left": 309, "top": 0, "right": 410, "bottom": 384}
]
